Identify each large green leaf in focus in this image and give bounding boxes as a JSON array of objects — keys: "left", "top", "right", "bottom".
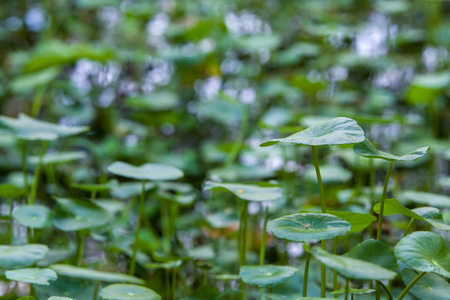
[
  {"left": 53, "top": 197, "right": 111, "bottom": 231},
  {"left": 267, "top": 213, "right": 351, "bottom": 242},
  {"left": 353, "top": 139, "right": 430, "bottom": 161},
  {"left": 327, "top": 210, "right": 376, "bottom": 233},
  {"left": 311, "top": 247, "right": 397, "bottom": 280},
  {"left": 402, "top": 268, "right": 450, "bottom": 300},
  {"left": 100, "top": 284, "right": 161, "bottom": 300},
  {"left": 13, "top": 205, "right": 52, "bottom": 229},
  {"left": 6, "top": 268, "right": 57, "bottom": 285},
  {"left": 239, "top": 265, "right": 298, "bottom": 288},
  {"left": 395, "top": 231, "right": 450, "bottom": 278},
  {"left": 0, "top": 114, "right": 89, "bottom": 141},
  {"left": 0, "top": 244, "right": 48, "bottom": 269},
  {"left": 204, "top": 181, "right": 282, "bottom": 202},
  {"left": 345, "top": 239, "right": 398, "bottom": 270},
  {"left": 50, "top": 264, "right": 144, "bottom": 284},
  {"left": 261, "top": 117, "right": 364, "bottom": 147},
  {"left": 107, "top": 162, "right": 183, "bottom": 181}
]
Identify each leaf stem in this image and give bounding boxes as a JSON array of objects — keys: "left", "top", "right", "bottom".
[
  {"left": 19, "top": 140, "right": 29, "bottom": 201},
  {"left": 239, "top": 201, "right": 248, "bottom": 296},
  {"left": 397, "top": 272, "right": 425, "bottom": 300},
  {"left": 345, "top": 278, "right": 349, "bottom": 300},
  {"left": 77, "top": 229, "right": 87, "bottom": 266},
  {"left": 377, "top": 280, "right": 393, "bottom": 300},
  {"left": 333, "top": 237, "right": 338, "bottom": 298},
  {"left": 311, "top": 146, "right": 327, "bottom": 298},
  {"left": 129, "top": 179, "right": 145, "bottom": 275},
  {"left": 29, "top": 140, "right": 48, "bottom": 205},
  {"left": 259, "top": 205, "right": 269, "bottom": 266},
  {"left": 302, "top": 251, "right": 311, "bottom": 297},
  {"left": 376, "top": 161, "right": 394, "bottom": 240},
  {"left": 402, "top": 219, "right": 415, "bottom": 238}
]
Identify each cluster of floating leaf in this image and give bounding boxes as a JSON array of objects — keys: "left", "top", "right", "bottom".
[{"left": 0, "top": 115, "right": 448, "bottom": 300}]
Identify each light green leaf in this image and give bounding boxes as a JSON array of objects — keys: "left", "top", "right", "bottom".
[
  {"left": 124, "top": 91, "right": 179, "bottom": 111},
  {"left": 13, "top": 205, "right": 52, "bottom": 229},
  {"left": 326, "top": 210, "right": 376, "bottom": 233},
  {"left": 353, "top": 139, "right": 430, "bottom": 161},
  {"left": 267, "top": 213, "right": 351, "bottom": 242},
  {"left": 373, "top": 198, "right": 424, "bottom": 219},
  {"left": 402, "top": 268, "right": 450, "bottom": 300},
  {"left": 0, "top": 184, "right": 26, "bottom": 198},
  {"left": 311, "top": 247, "right": 397, "bottom": 280},
  {"left": 6, "top": 268, "right": 57, "bottom": 285},
  {"left": 28, "top": 151, "right": 87, "bottom": 165},
  {"left": 412, "top": 207, "right": 450, "bottom": 231},
  {"left": 304, "top": 165, "right": 352, "bottom": 184},
  {"left": 0, "top": 114, "right": 89, "bottom": 141},
  {"left": 399, "top": 191, "right": 450, "bottom": 208},
  {"left": 100, "top": 284, "right": 161, "bottom": 300},
  {"left": 50, "top": 264, "right": 144, "bottom": 284},
  {"left": 10, "top": 67, "right": 60, "bottom": 94},
  {"left": 331, "top": 288, "right": 375, "bottom": 295},
  {"left": 345, "top": 239, "right": 398, "bottom": 270},
  {"left": 239, "top": 265, "right": 298, "bottom": 288},
  {"left": 111, "top": 182, "right": 157, "bottom": 199},
  {"left": 0, "top": 244, "right": 48, "bottom": 269},
  {"left": 395, "top": 231, "right": 450, "bottom": 278},
  {"left": 71, "top": 179, "right": 119, "bottom": 192},
  {"left": 53, "top": 197, "right": 111, "bottom": 231},
  {"left": 107, "top": 162, "right": 183, "bottom": 181},
  {"left": 261, "top": 117, "right": 364, "bottom": 147},
  {"left": 204, "top": 181, "right": 282, "bottom": 202}
]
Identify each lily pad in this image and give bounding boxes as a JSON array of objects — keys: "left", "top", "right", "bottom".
[
  {"left": 28, "top": 151, "right": 87, "bottom": 165},
  {"left": 239, "top": 265, "right": 298, "bottom": 288},
  {"left": 260, "top": 117, "right": 364, "bottom": 147},
  {"left": 0, "top": 113, "right": 88, "bottom": 141},
  {"left": 399, "top": 191, "right": 450, "bottom": 208},
  {"left": 353, "top": 139, "right": 430, "bottom": 161},
  {"left": 100, "top": 284, "right": 161, "bottom": 300},
  {"left": 13, "top": 205, "right": 52, "bottom": 229},
  {"left": 204, "top": 181, "right": 282, "bottom": 202},
  {"left": 311, "top": 247, "right": 397, "bottom": 280},
  {"left": 53, "top": 197, "right": 111, "bottom": 231},
  {"left": 395, "top": 231, "right": 450, "bottom": 278},
  {"left": 50, "top": 264, "right": 144, "bottom": 284},
  {"left": 402, "top": 268, "right": 450, "bottom": 300},
  {"left": 107, "top": 162, "right": 183, "bottom": 181},
  {"left": 0, "top": 244, "right": 48, "bottom": 269},
  {"left": 5, "top": 268, "right": 57, "bottom": 285},
  {"left": 326, "top": 210, "right": 376, "bottom": 233},
  {"left": 267, "top": 213, "right": 351, "bottom": 242},
  {"left": 345, "top": 239, "right": 398, "bottom": 270}
]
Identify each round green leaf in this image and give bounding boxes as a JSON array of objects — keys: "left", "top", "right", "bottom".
[
  {"left": 327, "top": 210, "right": 376, "bottom": 233},
  {"left": 267, "top": 213, "right": 351, "bottom": 242},
  {"left": 100, "top": 284, "right": 161, "bottom": 300},
  {"left": 28, "top": 151, "right": 87, "bottom": 165},
  {"left": 345, "top": 239, "right": 398, "bottom": 270},
  {"left": 0, "top": 114, "right": 88, "bottom": 141},
  {"left": 107, "top": 162, "right": 183, "bottom": 181},
  {"left": 13, "top": 205, "right": 52, "bottom": 229},
  {"left": 0, "top": 244, "right": 48, "bottom": 269},
  {"left": 399, "top": 191, "right": 450, "bottom": 208},
  {"left": 395, "top": 231, "right": 450, "bottom": 278},
  {"left": 260, "top": 117, "right": 364, "bottom": 147},
  {"left": 204, "top": 181, "right": 282, "bottom": 202},
  {"left": 311, "top": 246, "right": 397, "bottom": 280},
  {"left": 412, "top": 207, "right": 450, "bottom": 231},
  {"left": 6, "top": 268, "right": 57, "bottom": 285},
  {"left": 239, "top": 265, "right": 298, "bottom": 288},
  {"left": 50, "top": 264, "right": 144, "bottom": 284},
  {"left": 402, "top": 268, "right": 450, "bottom": 300},
  {"left": 353, "top": 139, "right": 430, "bottom": 161},
  {"left": 53, "top": 197, "right": 111, "bottom": 231}
]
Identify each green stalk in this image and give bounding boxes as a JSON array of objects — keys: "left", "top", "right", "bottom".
[
  {"left": 239, "top": 201, "right": 248, "bottom": 298},
  {"left": 311, "top": 146, "right": 327, "bottom": 298},
  {"left": 369, "top": 159, "right": 375, "bottom": 239},
  {"left": 333, "top": 237, "right": 338, "bottom": 298},
  {"left": 161, "top": 198, "right": 172, "bottom": 255},
  {"left": 302, "top": 251, "right": 311, "bottom": 297},
  {"left": 77, "top": 230, "right": 87, "bottom": 266},
  {"left": 377, "top": 280, "right": 393, "bottom": 300},
  {"left": 19, "top": 140, "right": 29, "bottom": 200},
  {"left": 397, "top": 272, "right": 425, "bottom": 300},
  {"left": 402, "top": 219, "right": 415, "bottom": 238},
  {"left": 29, "top": 141, "right": 48, "bottom": 205},
  {"left": 92, "top": 281, "right": 99, "bottom": 300},
  {"left": 171, "top": 268, "right": 177, "bottom": 300},
  {"left": 259, "top": 205, "right": 269, "bottom": 266},
  {"left": 31, "top": 87, "right": 45, "bottom": 118},
  {"left": 129, "top": 180, "right": 146, "bottom": 275},
  {"left": 376, "top": 161, "right": 394, "bottom": 240},
  {"left": 345, "top": 278, "right": 349, "bottom": 300}
]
